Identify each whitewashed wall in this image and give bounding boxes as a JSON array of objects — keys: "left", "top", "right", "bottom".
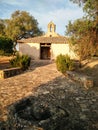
[
  {"left": 51, "top": 43, "right": 78, "bottom": 60},
  {"left": 19, "top": 42, "right": 78, "bottom": 60},
  {"left": 19, "top": 43, "right": 40, "bottom": 59}
]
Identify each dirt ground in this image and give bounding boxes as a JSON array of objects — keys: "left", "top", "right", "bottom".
[
  {"left": 0, "top": 57, "right": 98, "bottom": 129},
  {"left": 0, "top": 56, "right": 98, "bottom": 87},
  {"left": 80, "top": 58, "right": 98, "bottom": 87},
  {"left": 0, "top": 56, "right": 13, "bottom": 70}
]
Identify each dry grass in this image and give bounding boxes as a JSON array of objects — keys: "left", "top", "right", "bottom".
[
  {"left": 80, "top": 59, "right": 98, "bottom": 88},
  {"left": 0, "top": 56, "right": 13, "bottom": 70}
]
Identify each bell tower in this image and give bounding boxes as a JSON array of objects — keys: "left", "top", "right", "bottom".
[
  {"left": 44, "top": 21, "right": 59, "bottom": 37},
  {"left": 48, "top": 21, "right": 56, "bottom": 33}
]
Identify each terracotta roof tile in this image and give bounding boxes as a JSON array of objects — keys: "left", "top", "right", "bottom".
[{"left": 18, "top": 36, "right": 67, "bottom": 44}]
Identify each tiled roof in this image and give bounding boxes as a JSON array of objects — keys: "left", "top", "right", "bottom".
[{"left": 18, "top": 36, "right": 67, "bottom": 44}]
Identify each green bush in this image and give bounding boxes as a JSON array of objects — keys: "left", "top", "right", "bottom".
[
  {"left": 56, "top": 54, "right": 74, "bottom": 73},
  {"left": 0, "top": 36, "right": 13, "bottom": 56},
  {"left": 10, "top": 53, "right": 31, "bottom": 70},
  {"left": 0, "top": 50, "right": 5, "bottom": 55}
]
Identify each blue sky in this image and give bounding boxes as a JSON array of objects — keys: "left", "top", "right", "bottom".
[{"left": 0, "top": 0, "right": 84, "bottom": 35}]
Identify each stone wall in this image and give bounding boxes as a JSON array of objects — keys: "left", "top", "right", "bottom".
[{"left": 0, "top": 67, "right": 22, "bottom": 79}]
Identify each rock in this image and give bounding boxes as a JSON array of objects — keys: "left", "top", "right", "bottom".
[
  {"left": 66, "top": 71, "right": 94, "bottom": 89},
  {"left": 82, "top": 77, "right": 93, "bottom": 89},
  {"left": 31, "top": 102, "right": 51, "bottom": 120}
]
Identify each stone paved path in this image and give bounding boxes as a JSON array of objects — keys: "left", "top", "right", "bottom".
[
  {"left": 0, "top": 60, "right": 62, "bottom": 120},
  {"left": 0, "top": 60, "right": 98, "bottom": 129},
  {"left": 0, "top": 60, "right": 62, "bottom": 107}
]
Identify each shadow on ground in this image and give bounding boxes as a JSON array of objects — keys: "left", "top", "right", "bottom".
[
  {"left": 0, "top": 58, "right": 52, "bottom": 70},
  {"left": 1, "top": 75, "right": 98, "bottom": 130},
  {"left": 29, "top": 60, "right": 53, "bottom": 70},
  {"left": 0, "top": 59, "right": 98, "bottom": 130}
]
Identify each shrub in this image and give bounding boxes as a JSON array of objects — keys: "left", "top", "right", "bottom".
[
  {"left": 0, "top": 50, "right": 5, "bottom": 55},
  {"left": 56, "top": 54, "right": 74, "bottom": 73},
  {"left": 10, "top": 53, "right": 31, "bottom": 70},
  {"left": 0, "top": 36, "right": 13, "bottom": 56}
]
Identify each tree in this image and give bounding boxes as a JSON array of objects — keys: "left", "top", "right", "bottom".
[
  {"left": 0, "top": 36, "right": 13, "bottom": 55},
  {"left": 2, "top": 10, "right": 43, "bottom": 53},
  {"left": 5, "top": 10, "right": 43, "bottom": 42},
  {"left": 0, "top": 19, "right": 6, "bottom": 36},
  {"left": 70, "top": 0, "right": 98, "bottom": 21},
  {"left": 66, "top": 0, "right": 98, "bottom": 60},
  {"left": 66, "top": 19, "right": 98, "bottom": 60},
  {"left": 0, "top": 10, "right": 43, "bottom": 55}
]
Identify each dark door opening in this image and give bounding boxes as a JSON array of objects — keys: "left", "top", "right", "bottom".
[{"left": 40, "top": 43, "right": 51, "bottom": 59}]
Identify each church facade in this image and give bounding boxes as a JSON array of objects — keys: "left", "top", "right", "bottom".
[{"left": 18, "top": 22, "right": 77, "bottom": 60}]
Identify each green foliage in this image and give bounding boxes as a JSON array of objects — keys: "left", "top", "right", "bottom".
[
  {"left": 0, "top": 36, "right": 13, "bottom": 55},
  {"left": 10, "top": 53, "right": 31, "bottom": 70},
  {"left": 0, "top": 19, "right": 5, "bottom": 36},
  {"left": 66, "top": 19, "right": 98, "bottom": 60},
  {"left": 56, "top": 54, "right": 74, "bottom": 74},
  {"left": 67, "top": 0, "right": 98, "bottom": 60},
  {"left": 70, "top": 0, "right": 98, "bottom": 17},
  {"left": 0, "top": 10, "right": 43, "bottom": 51},
  {"left": 5, "top": 10, "right": 43, "bottom": 41}
]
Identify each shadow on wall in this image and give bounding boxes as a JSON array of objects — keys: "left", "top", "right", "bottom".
[{"left": 19, "top": 43, "right": 40, "bottom": 60}]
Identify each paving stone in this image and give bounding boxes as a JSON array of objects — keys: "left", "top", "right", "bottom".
[{"left": 0, "top": 60, "right": 98, "bottom": 130}]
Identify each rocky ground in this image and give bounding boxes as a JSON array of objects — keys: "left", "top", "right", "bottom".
[{"left": 0, "top": 59, "right": 98, "bottom": 130}]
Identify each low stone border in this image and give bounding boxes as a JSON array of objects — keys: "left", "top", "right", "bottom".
[
  {"left": 0, "top": 67, "right": 22, "bottom": 79},
  {"left": 66, "top": 71, "right": 94, "bottom": 89}
]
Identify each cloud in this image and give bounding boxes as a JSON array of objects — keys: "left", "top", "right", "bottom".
[
  {"left": 0, "top": 0, "right": 30, "bottom": 18},
  {"left": 28, "top": 0, "right": 84, "bottom": 35},
  {"left": 30, "top": 7, "right": 84, "bottom": 35},
  {"left": 0, "top": 0, "right": 84, "bottom": 35},
  {"left": 0, "top": 2, "right": 13, "bottom": 18},
  {"left": 0, "top": 0, "right": 23, "bottom": 6}
]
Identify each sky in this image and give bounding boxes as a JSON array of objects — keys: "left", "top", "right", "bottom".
[{"left": 0, "top": 0, "right": 84, "bottom": 35}]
